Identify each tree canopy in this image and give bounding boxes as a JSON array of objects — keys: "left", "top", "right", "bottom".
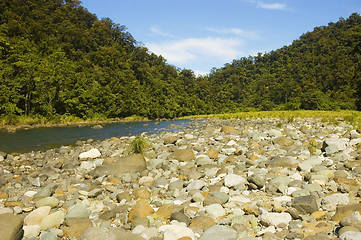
[{"left": 0, "top": 0, "right": 360, "bottom": 121}]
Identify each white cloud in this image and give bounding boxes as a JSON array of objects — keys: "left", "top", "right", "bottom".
[
  {"left": 150, "top": 25, "right": 175, "bottom": 38},
  {"left": 193, "top": 69, "right": 209, "bottom": 77},
  {"left": 258, "top": 2, "right": 286, "bottom": 10},
  {"left": 207, "top": 27, "right": 259, "bottom": 39},
  {"left": 246, "top": 0, "right": 287, "bottom": 10},
  {"left": 145, "top": 37, "right": 244, "bottom": 65}
]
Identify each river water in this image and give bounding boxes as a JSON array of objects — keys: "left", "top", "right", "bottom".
[{"left": 0, "top": 119, "right": 193, "bottom": 153}]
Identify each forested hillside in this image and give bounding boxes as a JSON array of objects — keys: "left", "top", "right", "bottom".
[
  {"left": 0, "top": 0, "right": 360, "bottom": 122},
  {"left": 206, "top": 13, "right": 361, "bottom": 111},
  {"left": 0, "top": 0, "right": 209, "bottom": 120}
]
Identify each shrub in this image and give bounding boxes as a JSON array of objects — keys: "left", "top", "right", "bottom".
[{"left": 129, "top": 136, "right": 149, "bottom": 154}]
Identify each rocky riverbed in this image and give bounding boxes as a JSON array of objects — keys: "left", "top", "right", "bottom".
[{"left": 1, "top": 117, "right": 361, "bottom": 240}]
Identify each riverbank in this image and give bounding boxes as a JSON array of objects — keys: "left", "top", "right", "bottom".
[
  {"left": 0, "top": 115, "right": 149, "bottom": 133},
  {"left": 2, "top": 110, "right": 360, "bottom": 133},
  {"left": 1, "top": 117, "right": 361, "bottom": 239}
]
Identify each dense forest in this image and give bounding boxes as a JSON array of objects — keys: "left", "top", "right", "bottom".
[{"left": 0, "top": 0, "right": 360, "bottom": 122}]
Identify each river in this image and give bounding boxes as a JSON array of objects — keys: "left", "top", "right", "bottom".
[{"left": 0, "top": 119, "right": 194, "bottom": 153}]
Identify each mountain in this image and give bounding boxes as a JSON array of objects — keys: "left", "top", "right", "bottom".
[{"left": 0, "top": 0, "right": 360, "bottom": 122}]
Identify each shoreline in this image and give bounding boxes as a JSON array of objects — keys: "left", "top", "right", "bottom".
[
  {"left": 0, "top": 118, "right": 151, "bottom": 133},
  {"left": 2, "top": 110, "right": 360, "bottom": 133}
]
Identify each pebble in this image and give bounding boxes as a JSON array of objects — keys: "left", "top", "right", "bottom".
[
  {"left": 65, "top": 204, "right": 89, "bottom": 219},
  {"left": 78, "top": 148, "right": 101, "bottom": 159},
  {"left": 1, "top": 118, "right": 361, "bottom": 240},
  {"left": 24, "top": 206, "right": 51, "bottom": 225},
  {"left": 199, "top": 225, "right": 238, "bottom": 240},
  {"left": 40, "top": 210, "right": 65, "bottom": 230}
]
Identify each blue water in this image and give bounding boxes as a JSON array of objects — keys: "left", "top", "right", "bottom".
[{"left": 0, "top": 119, "right": 193, "bottom": 153}]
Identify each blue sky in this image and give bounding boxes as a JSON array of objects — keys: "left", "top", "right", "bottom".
[{"left": 82, "top": 0, "right": 361, "bottom": 75}]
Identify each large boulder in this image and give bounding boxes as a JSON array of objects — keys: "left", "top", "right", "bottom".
[
  {"left": 321, "top": 138, "right": 348, "bottom": 155},
  {"left": 88, "top": 154, "right": 146, "bottom": 177},
  {"left": 0, "top": 213, "right": 24, "bottom": 240},
  {"left": 80, "top": 227, "right": 145, "bottom": 240},
  {"left": 273, "top": 136, "right": 294, "bottom": 147},
  {"left": 220, "top": 125, "right": 237, "bottom": 134},
  {"left": 199, "top": 225, "right": 238, "bottom": 240},
  {"left": 171, "top": 148, "right": 194, "bottom": 162},
  {"left": 128, "top": 199, "right": 154, "bottom": 222},
  {"left": 292, "top": 195, "right": 318, "bottom": 215},
  {"left": 332, "top": 203, "right": 361, "bottom": 222}
]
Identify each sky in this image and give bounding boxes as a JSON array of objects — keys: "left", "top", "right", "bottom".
[{"left": 82, "top": 0, "right": 361, "bottom": 76}]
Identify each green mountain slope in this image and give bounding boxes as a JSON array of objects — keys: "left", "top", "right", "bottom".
[
  {"left": 206, "top": 13, "right": 361, "bottom": 111},
  {"left": 0, "top": 0, "right": 360, "bottom": 122},
  {"left": 0, "top": 0, "right": 208, "bottom": 120}
]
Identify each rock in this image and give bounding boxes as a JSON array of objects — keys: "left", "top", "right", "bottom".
[
  {"left": 221, "top": 126, "right": 237, "bottom": 134},
  {"left": 89, "top": 154, "right": 146, "bottom": 177},
  {"left": 187, "top": 180, "right": 206, "bottom": 191},
  {"left": 196, "top": 155, "right": 212, "bottom": 166},
  {"left": 116, "top": 191, "right": 132, "bottom": 203},
  {"left": 169, "top": 179, "right": 184, "bottom": 191},
  {"left": 248, "top": 174, "right": 266, "bottom": 189},
  {"left": 133, "top": 188, "right": 151, "bottom": 199},
  {"left": 340, "top": 231, "right": 361, "bottom": 240},
  {"left": 0, "top": 213, "right": 24, "bottom": 240},
  {"left": 79, "top": 148, "right": 101, "bottom": 159},
  {"left": 340, "top": 212, "right": 361, "bottom": 230},
  {"left": 152, "top": 177, "right": 169, "bottom": 188},
  {"left": 62, "top": 218, "right": 93, "bottom": 239},
  {"left": 304, "top": 232, "right": 331, "bottom": 240},
  {"left": 35, "top": 196, "right": 59, "bottom": 208},
  {"left": 205, "top": 204, "right": 226, "bottom": 219},
  {"left": 338, "top": 226, "right": 361, "bottom": 237},
  {"left": 273, "top": 136, "right": 294, "bottom": 147},
  {"left": 158, "top": 221, "right": 195, "bottom": 240},
  {"left": 322, "top": 138, "right": 348, "bottom": 155},
  {"left": 153, "top": 204, "right": 173, "bottom": 221},
  {"left": 298, "top": 156, "right": 324, "bottom": 172},
  {"left": 170, "top": 212, "right": 191, "bottom": 226},
  {"left": 212, "top": 192, "right": 229, "bottom": 204},
  {"left": 128, "top": 199, "right": 154, "bottom": 222},
  {"left": 269, "top": 156, "right": 294, "bottom": 168},
  {"left": 192, "top": 192, "right": 205, "bottom": 202},
  {"left": 40, "top": 210, "right": 65, "bottom": 230},
  {"left": 224, "top": 174, "right": 247, "bottom": 187},
  {"left": 199, "top": 225, "right": 238, "bottom": 240},
  {"left": 80, "top": 227, "right": 145, "bottom": 240},
  {"left": 206, "top": 148, "right": 219, "bottom": 159},
  {"left": 164, "top": 136, "right": 178, "bottom": 145},
  {"left": 92, "top": 125, "right": 103, "bottom": 130},
  {"left": 39, "top": 231, "right": 58, "bottom": 240},
  {"left": 322, "top": 193, "right": 350, "bottom": 211},
  {"left": 66, "top": 204, "right": 89, "bottom": 219},
  {"left": 23, "top": 225, "right": 41, "bottom": 238},
  {"left": 0, "top": 192, "right": 8, "bottom": 199},
  {"left": 24, "top": 206, "right": 51, "bottom": 225},
  {"left": 171, "top": 148, "right": 195, "bottom": 162},
  {"left": 292, "top": 195, "right": 318, "bottom": 215},
  {"left": 190, "top": 216, "right": 216, "bottom": 230},
  {"left": 259, "top": 211, "right": 292, "bottom": 227},
  {"left": 332, "top": 204, "right": 361, "bottom": 222},
  {"left": 32, "top": 187, "right": 54, "bottom": 200}
]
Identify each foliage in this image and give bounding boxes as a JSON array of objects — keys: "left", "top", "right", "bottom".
[
  {"left": 0, "top": 0, "right": 360, "bottom": 122},
  {"left": 129, "top": 136, "right": 149, "bottom": 154},
  {"left": 205, "top": 13, "right": 361, "bottom": 112}
]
